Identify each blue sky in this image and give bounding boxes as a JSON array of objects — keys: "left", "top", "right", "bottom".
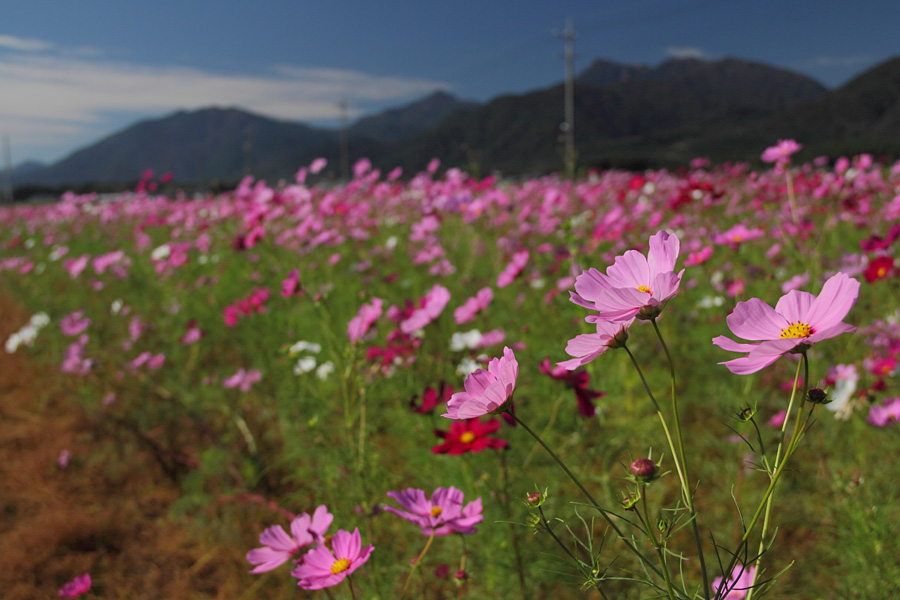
[{"left": 2, "top": 0, "right": 897, "bottom": 164}]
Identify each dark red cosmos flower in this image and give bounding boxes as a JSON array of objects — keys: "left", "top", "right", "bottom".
[
  {"left": 539, "top": 358, "right": 606, "bottom": 418},
  {"left": 860, "top": 224, "right": 900, "bottom": 252},
  {"left": 864, "top": 255, "right": 894, "bottom": 283},
  {"left": 410, "top": 381, "right": 454, "bottom": 414},
  {"left": 432, "top": 417, "right": 507, "bottom": 455}
]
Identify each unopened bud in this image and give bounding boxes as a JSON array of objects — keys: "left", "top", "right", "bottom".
[
  {"left": 657, "top": 517, "right": 670, "bottom": 533},
  {"left": 807, "top": 388, "right": 829, "bottom": 404},
  {"left": 620, "top": 491, "right": 641, "bottom": 510},
  {"left": 630, "top": 458, "right": 658, "bottom": 482},
  {"left": 525, "top": 488, "right": 547, "bottom": 508},
  {"left": 637, "top": 302, "right": 663, "bottom": 321},
  {"left": 454, "top": 570, "right": 468, "bottom": 581},
  {"left": 736, "top": 406, "right": 755, "bottom": 422}
]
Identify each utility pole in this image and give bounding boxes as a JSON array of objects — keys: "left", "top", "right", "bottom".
[
  {"left": 1, "top": 135, "right": 12, "bottom": 203},
  {"left": 555, "top": 19, "right": 576, "bottom": 179},
  {"left": 338, "top": 100, "right": 350, "bottom": 181}
]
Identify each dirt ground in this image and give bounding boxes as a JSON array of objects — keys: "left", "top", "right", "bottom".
[{"left": 0, "top": 291, "right": 252, "bottom": 599}]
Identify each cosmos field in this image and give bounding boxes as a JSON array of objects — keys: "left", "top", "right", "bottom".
[{"left": 2, "top": 149, "right": 899, "bottom": 599}]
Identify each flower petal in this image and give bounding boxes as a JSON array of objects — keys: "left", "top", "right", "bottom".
[
  {"left": 725, "top": 298, "right": 787, "bottom": 340},
  {"left": 647, "top": 230, "right": 680, "bottom": 277},
  {"left": 805, "top": 272, "right": 860, "bottom": 331},
  {"left": 774, "top": 290, "right": 814, "bottom": 323},
  {"left": 605, "top": 249, "right": 650, "bottom": 288}
]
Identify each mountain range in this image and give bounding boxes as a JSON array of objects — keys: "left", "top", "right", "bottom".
[{"left": 12, "top": 55, "right": 900, "bottom": 189}]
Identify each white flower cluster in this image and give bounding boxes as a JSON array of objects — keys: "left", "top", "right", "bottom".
[
  {"left": 5, "top": 312, "right": 50, "bottom": 353},
  {"left": 288, "top": 340, "right": 333, "bottom": 380},
  {"left": 449, "top": 329, "right": 482, "bottom": 351}
]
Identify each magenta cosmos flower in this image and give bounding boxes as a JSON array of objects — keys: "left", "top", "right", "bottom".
[
  {"left": 570, "top": 230, "right": 684, "bottom": 323},
  {"left": 58, "top": 573, "right": 91, "bottom": 598},
  {"left": 443, "top": 347, "right": 518, "bottom": 419},
  {"left": 712, "top": 272, "right": 860, "bottom": 375},
  {"left": 291, "top": 528, "right": 374, "bottom": 590},
  {"left": 247, "top": 505, "right": 333, "bottom": 573},
  {"left": 347, "top": 297, "right": 383, "bottom": 342},
  {"left": 385, "top": 486, "right": 483, "bottom": 535},
  {"left": 712, "top": 564, "right": 755, "bottom": 600}
]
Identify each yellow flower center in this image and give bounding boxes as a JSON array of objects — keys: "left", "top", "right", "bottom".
[
  {"left": 636, "top": 285, "right": 651, "bottom": 294},
  {"left": 331, "top": 558, "right": 351, "bottom": 575},
  {"left": 733, "top": 235, "right": 743, "bottom": 242},
  {"left": 431, "top": 506, "right": 443, "bottom": 517},
  {"left": 459, "top": 432, "right": 476, "bottom": 444},
  {"left": 780, "top": 322, "right": 812, "bottom": 339},
  {"left": 878, "top": 267, "right": 887, "bottom": 278}
]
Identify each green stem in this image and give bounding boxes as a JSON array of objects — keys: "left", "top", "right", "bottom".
[
  {"left": 400, "top": 530, "right": 436, "bottom": 599},
  {"left": 624, "top": 344, "right": 698, "bottom": 588},
  {"left": 640, "top": 488, "right": 678, "bottom": 600},
  {"left": 504, "top": 410, "right": 674, "bottom": 590},
  {"left": 745, "top": 354, "right": 808, "bottom": 600},
  {"left": 537, "top": 507, "right": 609, "bottom": 599},
  {"left": 720, "top": 354, "right": 809, "bottom": 598},
  {"left": 649, "top": 320, "right": 709, "bottom": 598},
  {"left": 499, "top": 450, "right": 528, "bottom": 599}
]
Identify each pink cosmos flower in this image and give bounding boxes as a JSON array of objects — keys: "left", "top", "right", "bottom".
[
  {"left": 570, "top": 230, "right": 684, "bottom": 323},
  {"left": 558, "top": 319, "right": 632, "bottom": 370},
  {"left": 712, "top": 272, "right": 860, "bottom": 375},
  {"left": 281, "top": 268, "right": 302, "bottom": 297},
  {"left": 291, "top": 528, "right": 374, "bottom": 590},
  {"left": 867, "top": 397, "right": 900, "bottom": 427},
  {"left": 60, "top": 310, "right": 91, "bottom": 336},
  {"left": 766, "top": 410, "right": 787, "bottom": 428},
  {"left": 400, "top": 284, "right": 451, "bottom": 334},
  {"left": 476, "top": 328, "right": 506, "bottom": 349},
  {"left": 181, "top": 321, "right": 203, "bottom": 345},
  {"left": 781, "top": 272, "right": 810, "bottom": 293},
  {"left": 454, "top": 287, "right": 493, "bottom": 324},
  {"left": 247, "top": 505, "right": 334, "bottom": 573},
  {"left": 684, "top": 245, "right": 713, "bottom": 266},
  {"left": 61, "top": 335, "right": 92, "bottom": 375},
  {"left": 712, "top": 564, "right": 756, "bottom": 600},
  {"left": 385, "top": 486, "right": 483, "bottom": 535},
  {"left": 497, "top": 250, "right": 529, "bottom": 288},
  {"left": 63, "top": 254, "right": 90, "bottom": 279},
  {"left": 223, "top": 368, "right": 262, "bottom": 392},
  {"left": 444, "top": 347, "right": 518, "bottom": 419},
  {"left": 713, "top": 224, "right": 764, "bottom": 250},
  {"left": 309, "top": 157, "right": 327, "bottom": 174},
  {"left": 58, "top": 572, "right": 91, "bottom": 597},
  {"left": 761, "top": 139, "right": 801, "bottom": 166},
  {"left": 347, "top": 297, "right": 383, "bottom": 342}
]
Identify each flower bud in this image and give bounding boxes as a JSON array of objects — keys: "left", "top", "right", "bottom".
[
  {"left": 609, "top": 326, "right": 629, "bottom": 349},
  {"left": 657, "top": 517, "right": 670, "bottom": 533},
  {"left": 630, "top": 458, "right": 658, "bottom": 482},
  {"left": 637, "top": 301, "right": 663, "bottom": 321},
  {"left": 525, "top": 488, "right": 547, "bottom": 508},
  {"left": 620, "top": 491, "right": 641, "bottom": 511},
  {"left": 807, "top": 388, "right": 829, "bottom": 404},
  {"left": 454, "top": 570, "right": 468, "bottom": 581},
  {"left": 735, "top": 406, "right": 755, "bottom": 422}
]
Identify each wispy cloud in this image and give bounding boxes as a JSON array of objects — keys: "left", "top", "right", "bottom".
[
  {"left": 0, "top": 37, "right": 448, "bottom": 161},
  {"left": 0, "top": 34, "right": 53, "bottom": 52},
  {"left": 664, "top": 46, "right": 709, "bottom": 60}
]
